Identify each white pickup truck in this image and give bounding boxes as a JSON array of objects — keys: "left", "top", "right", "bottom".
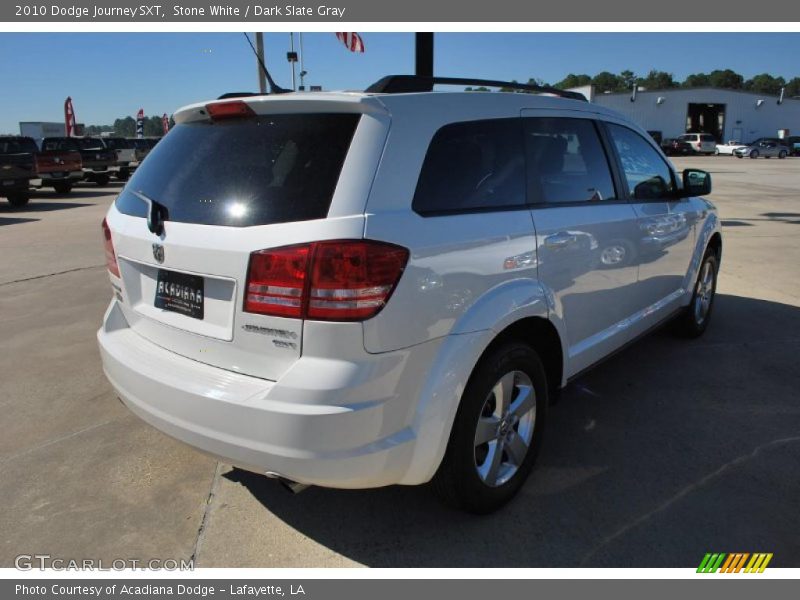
[
  {"left": 102, "top": 137, "right": 138, "bottom": 181},
  {"left": 715, "top": 140, "right": 748, "bottom": 155}
]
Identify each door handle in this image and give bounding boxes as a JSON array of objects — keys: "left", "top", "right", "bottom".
[{"left": 544, "top": 232, "right": 577, "bottom": 249}]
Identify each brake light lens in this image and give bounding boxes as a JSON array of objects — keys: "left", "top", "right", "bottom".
[
  {"left": 101, "top": 218, "right": 120, "bottom": 277},
  {"left": 205, "top": 100, "right": 256, "bottom": 121},
  {"left": 245, "top": 245, "right": 311, "bottom": 318},
  {"left": 244, "top": 240, "right": 409, "bottom": 321}
]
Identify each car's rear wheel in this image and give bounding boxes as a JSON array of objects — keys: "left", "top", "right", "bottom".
[
  {"left": 714, "top": 147, "right": 720, "bottom": 155},
  {"left": 6, "top": 193, "right": 30, "bottom": 207},
  {"left": 432, "top": 341, "right": 548, "bottom": 514},
  {"left": 94, "top": 175, "right": 110, "bottom": 186},
  {"left": 52, "top": 182, "right": 72, "bottom": 194},
  {"left": 674, "top": 251, "right": 718, "bottom": 338},
  {"left": 779, "top": 150, "right": 787, "bottom": 159}
]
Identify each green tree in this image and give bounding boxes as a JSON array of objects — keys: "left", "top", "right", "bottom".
[
  {"left": 637, "top": 70, "right": 677, "bottom": 90},
  {"left": 619, "top": 70, "right": 637, "bottom": 90},
  {"left": 554, "top": 73, "right": 592, "bottom": 89},
  {"left": 683, "top": 72, "right": 711, "bottom": 87},
  {"left": 744, "top": 73, "right": 786, "bottom": 95},
  {"left": 592, "top": 71, "right": 623, "bottom": 94},
  {"left": 785, "top": 77, "right": 800, "bottom": 98},
  {"left": 708, "top": 69, "right": 744, "bottom": 89}
]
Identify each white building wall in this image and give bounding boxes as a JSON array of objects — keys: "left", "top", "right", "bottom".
[{"left": 591, "top": 88, "right": 800, "bottom": 142}]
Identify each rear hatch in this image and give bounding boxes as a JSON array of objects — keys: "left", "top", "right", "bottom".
[
  {"left": 106, "top": 96, "right": 387, "bottom": 381},
  {"left": 102, "top": 138, "right": 137, "bottom": 165},
  {"left": 76, "top": 138, "right": 116, "bottom": 169},
  {"left": 36, "top": 150, "right": 82, "bottom": 175}
]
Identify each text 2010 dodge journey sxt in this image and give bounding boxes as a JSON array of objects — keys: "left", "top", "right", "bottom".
[{"left": 98, "top": 76, "right": 721, "bottom": 513}]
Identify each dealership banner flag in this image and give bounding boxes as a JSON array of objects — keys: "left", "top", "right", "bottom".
[
  {"left": 336, "top": 32, "right": 365, "bottom": 53},
  {"left": 136, "top": 108, "right": 145, "bottom": 138},
  {"left": 162, "top": 113, "right": 170, "bottom": 135},
  {"left": 64, "top": 97, "right": 77, "bottom": 137}
]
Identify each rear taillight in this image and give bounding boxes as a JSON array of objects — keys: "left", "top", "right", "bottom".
[
  {"left": 244, "top": 240, "right": 409, "bottom": 321},
  {"left": 101, "top": 218, "right": 120, "bottom": 277},
  {"left": 205, "top": 100, "right": 256, "bottom": 121}
]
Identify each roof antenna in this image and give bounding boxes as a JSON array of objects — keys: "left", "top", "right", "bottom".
[{"left": 242, "top": 33, "right": 291, "bottom": 94}]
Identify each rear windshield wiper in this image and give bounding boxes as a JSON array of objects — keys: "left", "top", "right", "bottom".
[{"left": 132, "top": 190, "right": 170, "bottom": 236}]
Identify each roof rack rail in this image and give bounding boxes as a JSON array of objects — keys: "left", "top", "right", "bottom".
[
  {"left": 365, "top": 75, "right": 587, "bottom": 102},
  {"left": 217, "top": 92, "right": 260, "bottom": 100}
]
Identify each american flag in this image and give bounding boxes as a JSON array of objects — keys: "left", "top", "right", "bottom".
[
  {"left": 336, "top": 32, "right": 365, "bottom": 53},
  {"left": 64, "top": 97, "right": 77, "bottom": 137}
]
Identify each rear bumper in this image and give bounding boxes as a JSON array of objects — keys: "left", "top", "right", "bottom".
[
  {"left": 40, "top": 171, "right": 83, "bottom": 183},
  {"left": 97, "top": 300, "right": 428, "bottom": 489}
]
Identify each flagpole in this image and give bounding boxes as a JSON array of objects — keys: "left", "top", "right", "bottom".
[
  {"left": 289, "top": 32, "right": 297, "bottom": 91},
  {"left": 255, "top": 32, "right": 267, "bottom": 94},
  {"left": 299, "top": 33, "right": 306, "bottom": 91}
]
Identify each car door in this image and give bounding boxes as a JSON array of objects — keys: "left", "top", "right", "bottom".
[
  {"left": 522, "top": 112, "right": 641, "bottom": 376},
  {"left": 603, "top": 122, "right": 699, "bottom": 332}
]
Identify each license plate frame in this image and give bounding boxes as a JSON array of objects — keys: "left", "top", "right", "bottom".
[{"left": 154, "top": 269, "right": 204, "bottom": 320}]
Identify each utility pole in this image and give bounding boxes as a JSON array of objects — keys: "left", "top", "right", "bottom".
[
  {"left": 288, "top": 32, "right": 298, "bottom": 91},
  {"left": 255, "top": 32, "right": 266, "bottom": 94},
  {"left": 298, "top": 32, "right": 307, "bottom": 91}
]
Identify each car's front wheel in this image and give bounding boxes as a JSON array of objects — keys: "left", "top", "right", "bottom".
[
  {"left": 6, "top": 193, "right": 30, "bottom": 207},
  {"left": 675, "top": 251, "right": 718, "bottom": 338},
  {"left": 750, "top": 150, "right": 759, "bottom": 159},
  {"left": 432, "top": 341, "right": 548, "bottom": 513}
]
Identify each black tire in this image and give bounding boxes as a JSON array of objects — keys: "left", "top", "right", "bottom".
[
  {"left": 6, "top": 193, "right": 30, "bottom": 207},
  {"left": 750, "top": 150, "right": 759, "bottom": 159},
  {"left": 778, "top": 150, "right": 787, "bottom": 159},
  {"left": 94, "top": 174, "right": 110, "bottom": 186},
  {"left": 431, "top": 341, "right": 548, "bottom": 514},
  {"left": 52, "top": 182, "right": 73, "bottom": 194},
  {"left": 116, "top": 169, "right": 130, "bottom": 181},
  {"left": 674, "top": 251, "right": 718, "bottom": 338}
]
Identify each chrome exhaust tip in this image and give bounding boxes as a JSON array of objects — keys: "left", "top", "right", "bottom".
[{"left": 265, "top": 471, "right": 310, "bottom": 494}]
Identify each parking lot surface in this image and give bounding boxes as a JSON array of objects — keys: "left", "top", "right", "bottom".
[{"left": 2, "top": 157, "right": 799, "bottom": 567}]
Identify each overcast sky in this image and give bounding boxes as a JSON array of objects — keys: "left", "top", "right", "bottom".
[{"left": 1, "top": 32, "right": 799, "bottom": 134}]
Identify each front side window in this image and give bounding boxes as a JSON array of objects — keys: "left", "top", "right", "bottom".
[
  {"left": 413, "top": 118, "right": 525, "bottom": 214},
  {"left": 607, "top": 123, "right": 676, "bottom": 201},
  {"left": 523, "top": 117, "right": 617, "bottom": 204}
]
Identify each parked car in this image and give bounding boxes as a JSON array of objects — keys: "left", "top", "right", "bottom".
[
  {"left": 660, "top": 138, "right": 693, "bottom": 156},
  {"left": 734, "top": 138, "right": 790, "bottom": 159},
  {"left": 42, "top": 137, "right": 118, "bottom": 185},
  {"left": 676, "top": 133, "right": 717, "bottom": 155},
  {"left": 781, "top": 136, "right": 800, "bottom": 156},
  {"left": 129, "top": 137, "right": 154, "bottom": 164},
  {"left": 98, "top": 76, "right": 722, "bottom": 513},
  {"left": 102, "top": 137, "right": 138, "bottom": 181},
  {"left": 0, "top": 136, "right": 40, "bottom": 207},
  {"left": 714, "top": 140, "right": 748, "bottom": 156}
]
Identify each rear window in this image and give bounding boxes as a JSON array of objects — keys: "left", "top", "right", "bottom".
[
  {"left": 700, "top": 134, "right": 715, "bottom": 142},
  {"left": 103, "top": 138, "right": 133, "bottom": 150},
  {"left": 0, "top": 137, "right": 38, "bottom": 153},
  {"left": 115, "top": 113, "right": 360, "bottom": 227}
]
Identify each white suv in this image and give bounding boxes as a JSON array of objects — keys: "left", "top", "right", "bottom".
[
  {"left": 677, "top": 133, "right": 717, "bottom": 155},
  {"left": 98, "top": 76, "right": 722, "bottom": 513}
]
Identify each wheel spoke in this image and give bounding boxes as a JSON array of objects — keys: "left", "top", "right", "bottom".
[
  {"left": 509, "top": 385, "right": 535, "bottom": 419},
  {"left": 480, "top": 441, "right": 504, "bottom": 486},
  {"left": 474, "top": 416, "right": 500, "bottom": 446},
  {"left": 505, "top": 434, "right": 529, "bottom": 467},
  {"left": 493, "top": 371, "right": 516, "bottom": 415}
]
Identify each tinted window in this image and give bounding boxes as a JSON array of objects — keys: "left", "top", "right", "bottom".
[
  {"left": 42, "top": 138, "right": 79, "bottom": 151},
  {"left": 413, "top": 118, "right": 525, "bottom": 214},
  {"left": 0, "top": 137, "right": 38, "bottom": 153},
  {"left": 76, "top": 138, "right": 105, "bottom": 150},
  {"left": 115, "top": 114, "right": 360, "bottom": 227},
  {"left": 524, "top": 117, "right": 616, "bottom": 204},
  {"left": 607, "top": 123, "right": 675, "bottom": 200},
  {"left": 103, "top": 138, "right": 133, "bottom": 150},
  {"left": 700, "top": 134, "right": 715, "bottom": 142}
]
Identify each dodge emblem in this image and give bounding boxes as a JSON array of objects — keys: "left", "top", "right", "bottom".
[{"left": 152, "top": 243, "right": 165, "bottom": 264}]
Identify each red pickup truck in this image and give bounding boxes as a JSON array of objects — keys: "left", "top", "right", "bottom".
[{"left": 35, "top": 143, "right": 83, "bottom": 194}]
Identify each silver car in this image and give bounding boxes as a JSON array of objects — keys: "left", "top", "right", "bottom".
[{"left": 734, "top": 138, "right": 790, "bottom": 159}]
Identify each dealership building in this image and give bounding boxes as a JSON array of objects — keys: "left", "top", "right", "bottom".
[{"left": 570, "top": 86, "right": 800, "bottom": 143}]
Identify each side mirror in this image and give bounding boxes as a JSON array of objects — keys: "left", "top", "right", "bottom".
[{"left": 681, "top": 169, "right": 711, "bottom": 197}]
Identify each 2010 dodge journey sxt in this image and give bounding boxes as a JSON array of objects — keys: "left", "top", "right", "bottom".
[{"left": 98, "top": 75, "right": 721, "bottom": 513}]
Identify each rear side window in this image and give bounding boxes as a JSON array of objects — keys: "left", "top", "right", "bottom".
[
  {"left": 524, "top": 118, "right": 616, "bottom": 204},
  {"left": 700, "top": 134, "right": 715, "bottom": 142},
  {"left": 0, "top": 138, "right": 38, "bottom": 153},
  {"left": 607, "top": 123, "right": 676, "bottom": 200},
  {"left": 42, "top": 139, "right": 77, "bottom": 151},
  {"left": 115, "top": 113, "right": 360, "bottom": 227},
  {"left": 413, "top": 118, "right": 525, "bottom": 214}
]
